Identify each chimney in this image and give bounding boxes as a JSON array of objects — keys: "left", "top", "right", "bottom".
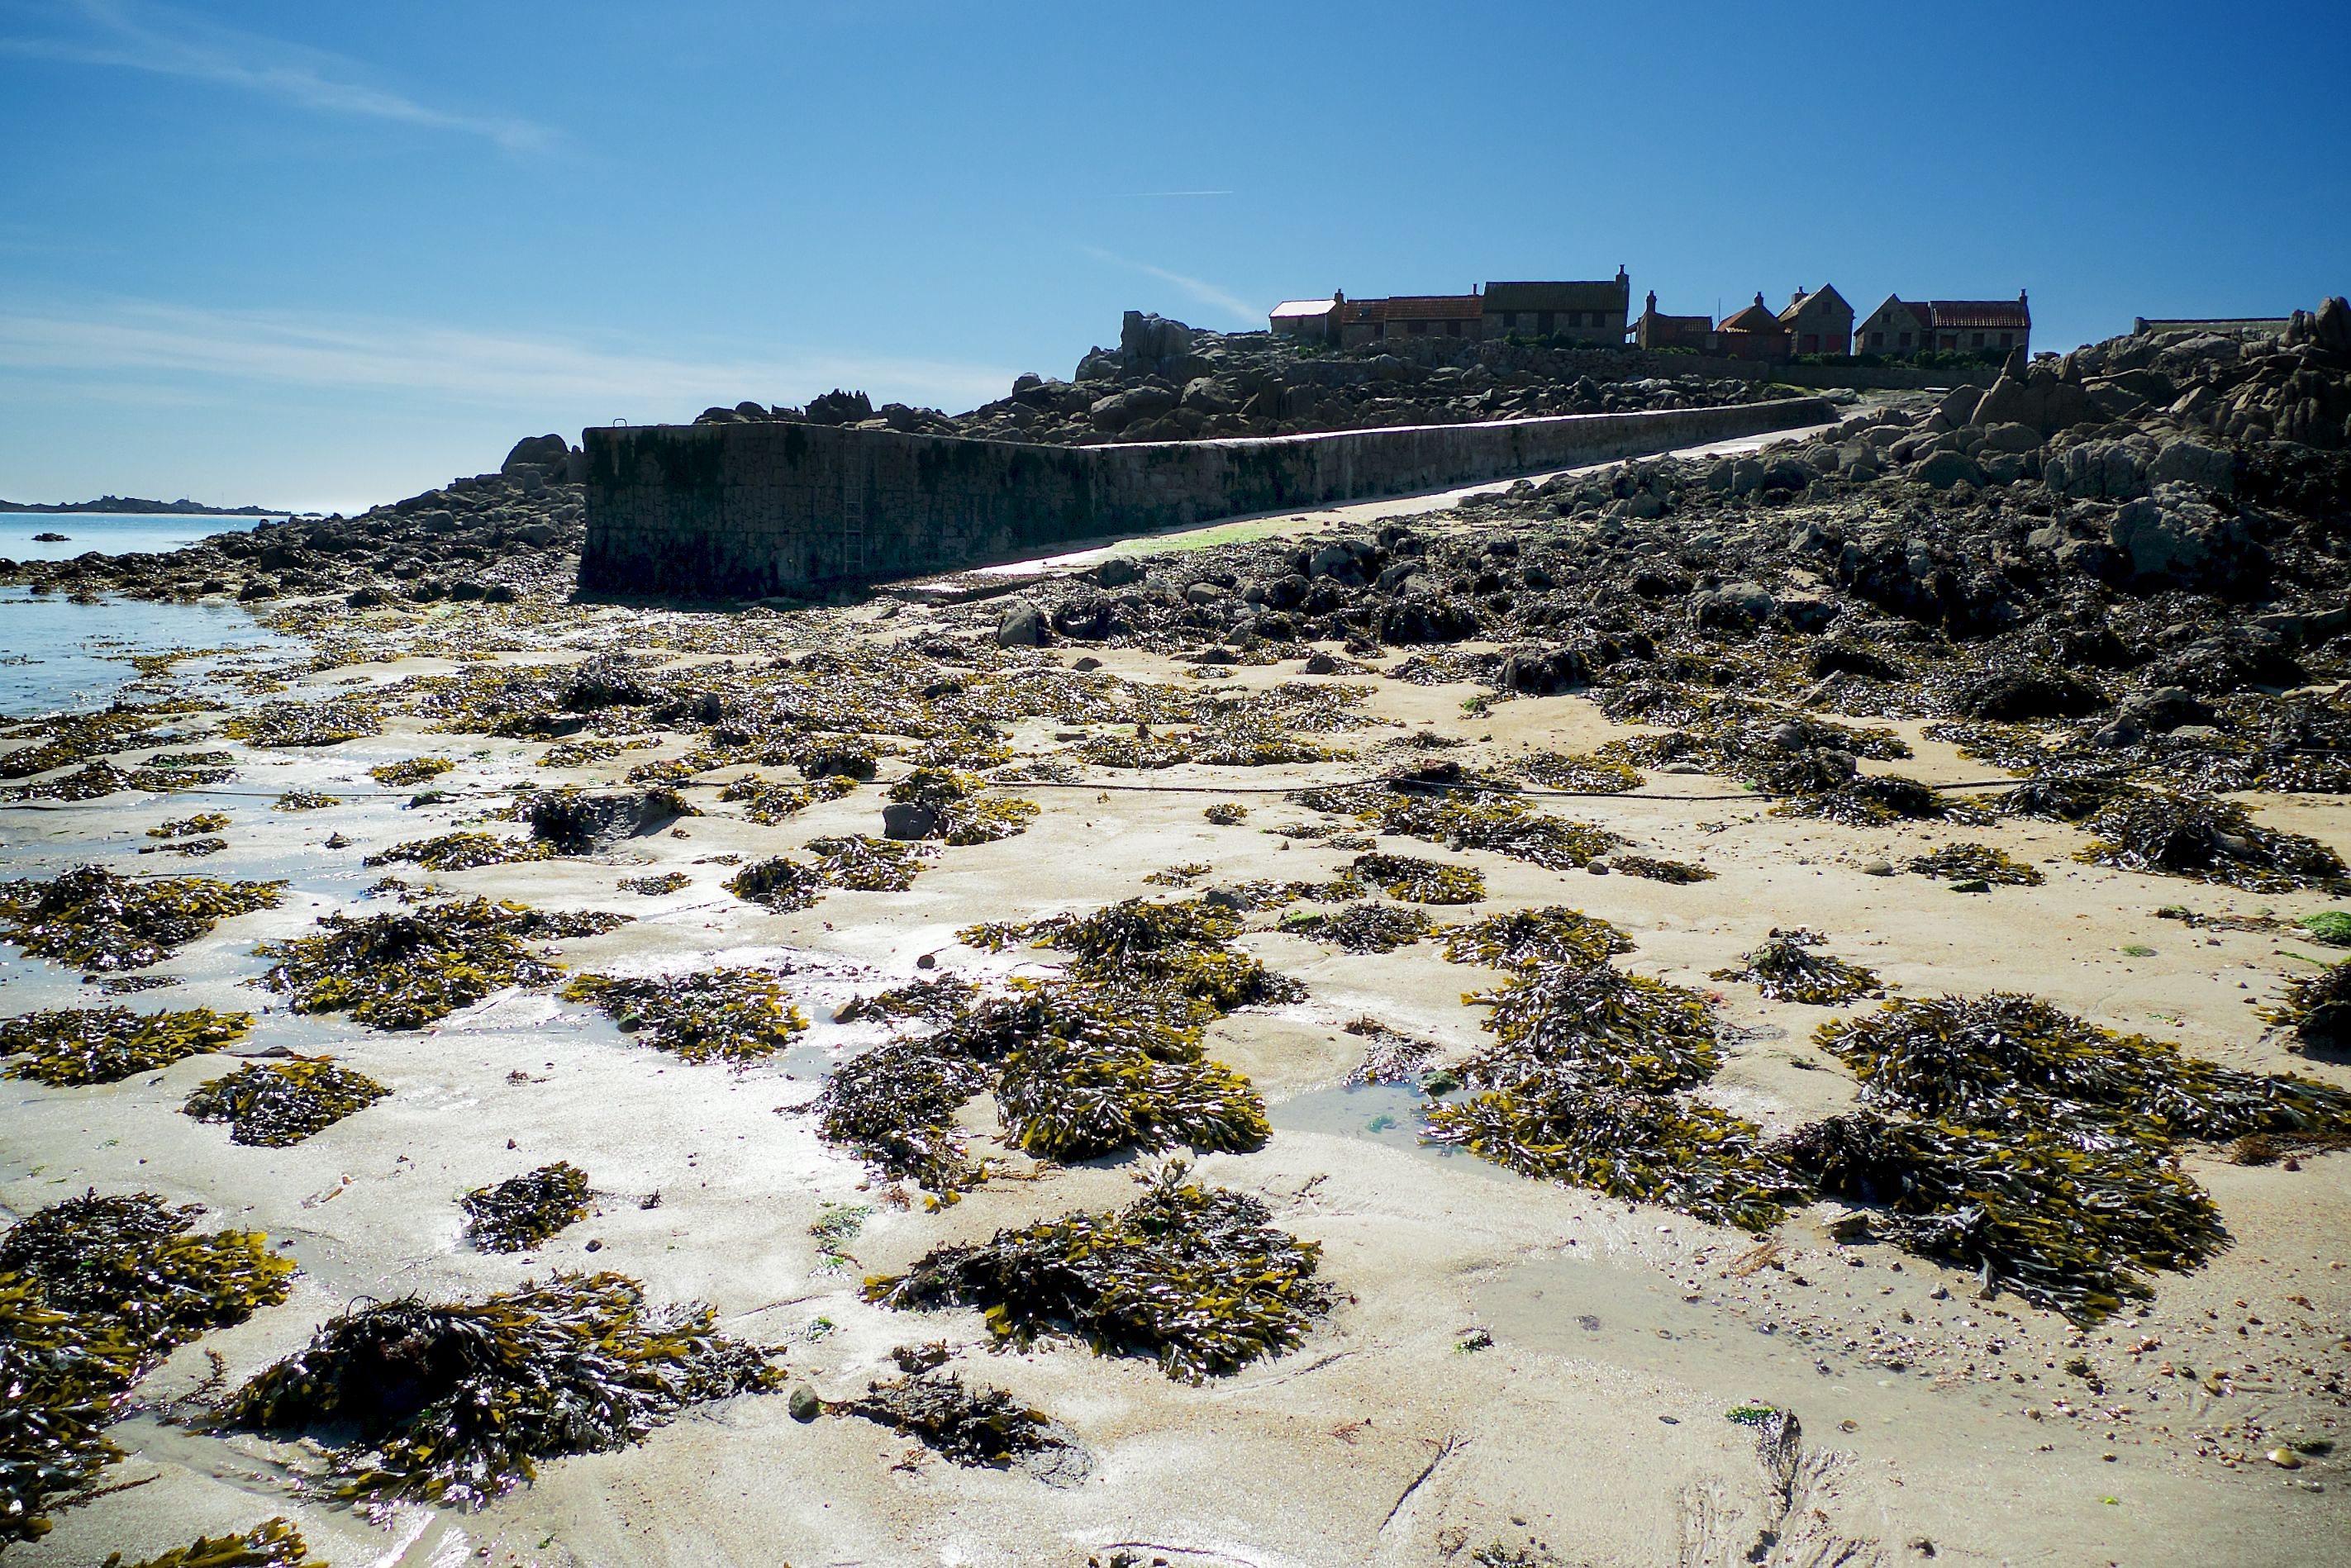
[
  {"left": 1754, "top": 292, "right": 1766, "bottom": 308},
  {"left": 1792, "top": 288, "right": 1805, "bottom": 306},
  {"left": 1644, "top": 290, "right": 1657, "bottom": 314}
]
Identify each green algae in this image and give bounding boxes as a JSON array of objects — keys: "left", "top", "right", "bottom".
[
  {"left": 463, "top": 1162, "right": 593, "bottom": 1252},
  {"left": 1, "top": 1005, "right": 253, "bottom": 1086},
  {"left": 562, "top": 967, "right": 809, "bottom": 1064},
  {"left": 223, "top": 1271, "right": 781, "bottom": 1509},
  {"left": 864, "top": 1162, "right": 1332, "bottom": 1383},
  {"left": 0, "top": 865, "right": 285, "bottom": 972},
  {"left": 183, "top": 1057, "right": 390, "bottom": 1146}
]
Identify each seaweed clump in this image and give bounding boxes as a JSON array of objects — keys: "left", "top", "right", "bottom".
[
  {"left": 1819, "top": 992, "right": 2351, "bottom": 1149},
  {"left": 726, "top": 856, "right": 827, "bottom": 911},
  {"left": 254, "top": 898, "right": 626, "bottom": 1029},
  {"left": 563, "top": 967, "right": 810, "bottom": 1065},
  {"left": 146, "top": 812, "right": 229, "bottom": 839},
  {"left": 2069, "top": 791, "right": 2349, "bottom": 892},
  {"left": 865, "top": 1162, "right": 1331, "bottom": 1383},
  {"left": 1711, "top": 932, "right": 1880, "bottom": 1005},
  {"left": 1280, "top": 901, "right": 1436, "bottom": 953},
  {"left": 1907, "top": 843, "right": 2045, "bottom": 887},
  {"left": 0, "top": 866, "right": 285, "bottom": 972},
  {"left": 1441, "top": 906, "right": 1634, "bottom": 972},
  {"left": 988, "top": 986, "right": 1268, "bottom": 1162},
  {"left": 364, "top": 832, "right": 555, "bottom": 872},
  {"left": 1, "top": 1193, "right": 295, "bottom": 1542},
  {"left": 462, "top": 1162, "right": 592, "bottom": 1252},
  {"left": 183, "top": 1057, "right": 390, "bottom": 1146},
  {"left": 838, "top": 1370, "right": 1087, "bottom": 1483},
  {"left": 2263, "top": 960, "right": 2349, "bottom": 1058},
  {"left": 101, "top": 1518, "right": 323, "bottom": 1568},
  {"left": 1, "top": 1005, "right": 253, "bottom": 1086},
  {"left": 1427, "top": 1083, "right": 1804, "bottom": 1233},
  {"left": 367, "top": 757, "right": 454, "bottom": 787},
  {"left": 814, "top": 1037, "right": 992, "bottom": 1190},
  {"left": 887, "top": 767, "right": 1040, "bottom": 844},
  {"left": 1777, "top": 1114, "right": 2227, "bottom": 1320},
  {"left": 1350, "top": 851, "right": 1485, "bottom": 905},
  {"left": 221, "top": 696, "right": 380, "bottom": 748},
  {"left": 223, "top": 1271, "right": 781, "bottom": 1507},
  {"left": 973, "top": 897, "right": 1305, "bottom": 1012}
]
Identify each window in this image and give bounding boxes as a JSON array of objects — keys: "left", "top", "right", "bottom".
[
  {"left": 1446, "top": 320, "right": 1461, "bottom": 337},
  {"left": 1538, "top": 311, "right": 1554, "bottom": 333},
  {"left": 1408, "top": 321, "right": 1426, "bottom": 335},
  {"left": 2000, "top": 332, "right": 2014, "bottom": 348},
  {"left": 1868, "top": 331, "right": 1885, "bottom": 349},
  {"left": 1972, "top": 332, "right": 1986, "bottom": 348},
  {"left": 1898, "top": 331, "right": 1912, "bottom": 348}
]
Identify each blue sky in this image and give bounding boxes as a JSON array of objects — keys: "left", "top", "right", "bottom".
[{"left": 0, "top": 0, "right": 2344, "bottom": 512}]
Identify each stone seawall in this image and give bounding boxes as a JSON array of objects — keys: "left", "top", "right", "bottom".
[{"left": 578, "top": 396, "right": 1833, "bottom": 600}]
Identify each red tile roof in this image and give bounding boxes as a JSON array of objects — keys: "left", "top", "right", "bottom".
[
  {"left": 1719, "top": 302, "right": 1783, "bottom": 333},
  {"left": 1930, "top": 299, "right": 2030, "bottom": 330},
  {"left": 1380, "top": 295, "right": 1483, "bottom": 321}
]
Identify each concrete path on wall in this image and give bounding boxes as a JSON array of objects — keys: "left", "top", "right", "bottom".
[{"left": 882, "top": 412, "right": 1849, "bottom": 604}]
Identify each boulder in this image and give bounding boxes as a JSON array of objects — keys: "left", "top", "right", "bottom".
[
  {"left": 1956, "top": 668, "right": 2107, "bottom": 721},
  {"left": 995, "top": 599, "right": 1048, "bottom": 646},
  {"left": 1688, "top": 579, "right": 1778, "bottom": 632},
  {"left": 1089, "top": 386, "right": 1177, "bottom": 432},
  {"left": 1497, "top": 644, "right": 1592, "bottom": 695},
  {"left": 527, "top": 788, "right": 690, "bottom": 852},
  {"left": 1913, "top": 449, "right": 1984, "bottom": 490},
  {"left": 2149, "top": 438, "right": 2234, "bottom": 494},
  {"left": 500, "top": 434, "right": 569, "bottom": 478},
  {"left": 2106, "top": 485, "right": 2268, "bottom": 595},
  {"left": 2116, "top": 686, "right": 2213, "bottom": 733}
]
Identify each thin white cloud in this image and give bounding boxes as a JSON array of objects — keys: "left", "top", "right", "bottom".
[
  {"left": 1083, "top": 245, "right": 1259, "bottom": 323},
  {"left": 0, "top": 298, "right": 1018, "bottom": 416},
  {"left": 0, "top": 0, "right": 554, "bottom": 153}
]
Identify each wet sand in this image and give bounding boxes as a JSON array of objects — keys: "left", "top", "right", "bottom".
[{"left": 3, "top": 473, "right": 2348, "bottom": 1568}]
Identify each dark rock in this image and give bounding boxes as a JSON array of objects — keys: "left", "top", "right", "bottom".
[
  {"left": 1497, "top": 644, "right": 1592, "bottom": 695},
  {"left": 996, "top": 600, "right": 1048, "bottom": 647},
  {"left": 1957, "top": 668, "right": 2107, "bottom": 721},
  {"left": 528, "top": 788, "right": 689, "bottom": 852}
]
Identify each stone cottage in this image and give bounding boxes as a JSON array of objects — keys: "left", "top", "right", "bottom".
[
  {"left": 1776, "top": 284, "right": 1854, "bottom": 356},
  {"left": 1716, "top": 292, "right": 1793, "bottom": 361},
  {"left": 1482, "top": 270, "right": 1630, "bottom": 344},
  {"left": 1928, "top": 292, "right": 2031, "bottom": 355},
  {"left": 1856, "top": 295, "right": 1934, "bottom": 354}
]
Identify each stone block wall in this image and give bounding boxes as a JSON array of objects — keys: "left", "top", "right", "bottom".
[{"left": 578, "top": 396, "right": 1832, "bottom": 600}]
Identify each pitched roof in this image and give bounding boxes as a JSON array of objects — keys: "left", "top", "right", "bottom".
[
  {"left": 1930, "top": 298, "right": 2030, "bottom": 330},
  {"left": 1269, "top": 298, "right": 1338, "bottom": 319},
  {"left": 1777, "top": 283, "right": 1852, "bottom": 324},
  {"left": 1482, "top": 279, "right": 1628, "bottom": 314},
  {"left": 1720, "top": 299, "right": 1784, "bottom": 333},
  {"left": 1380, "top": 295, "right": 1483, "bottom": 321},
  {"left": 1861, "top": 293, "right": 1932, "bottom": 330}
]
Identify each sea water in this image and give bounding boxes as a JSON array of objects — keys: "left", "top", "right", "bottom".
[
  {"left": 0, "top": 510, "right": 282, "bottom": 563},
  {"left": 0, "top": 513, "right": 301, "bottom": 718}
]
